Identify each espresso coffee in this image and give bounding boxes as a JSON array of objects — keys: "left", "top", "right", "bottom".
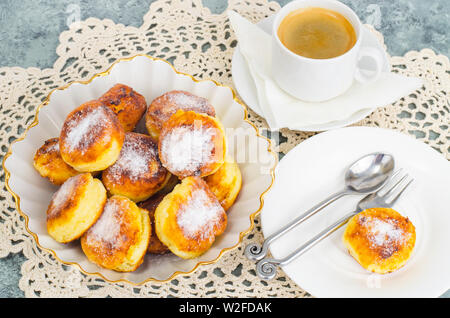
[{"left": 277, "top": 7, "right": 356, "bottom": 59}]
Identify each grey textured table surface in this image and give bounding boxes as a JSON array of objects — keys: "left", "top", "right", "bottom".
[{"left": 0, "top": 0, "right": 449, "bottom": 298}]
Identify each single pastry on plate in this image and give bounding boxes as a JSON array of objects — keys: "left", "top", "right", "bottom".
[
  {"left": 139, "top": 193, "right": 170, "bottom": 254},
  {"left": 343, "top": 207, "right": 416, "bottom": 274},
  {"left": 99, "top": 83, "right": 147, "bottom": 132},
  {"left": 33, "top": 137, "right": 80, "bottom": 185},
  {"left": 145, "top": 90, "right": 216, "bottom": 140},
  {"left": 154, "top": 176, "right": 227, "bottom": 259},
  {"left": 46, "top": 173, "right": 106, "bottom": 243},
  {"left": 102, "top": 132, "right": 170, "bottom": 202},
  {"left": 81, "top": 195, "right": 151, "bottom": 272},
  {"left": 204, "top": 154, "right": 242, "bottom": 211},
  {"left": 59, "top": 100, "right": 125, "bottom": 172},
  {"left": 158, "top": 110, "right": 227, "bottom": 178}
]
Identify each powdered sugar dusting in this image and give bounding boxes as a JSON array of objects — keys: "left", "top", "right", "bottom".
[
  {"left": 168, "top": 91, "right": 209, "bottom": 110},
  {"left": 359, "top": 216, "right": 409, "bottom": 258},
  {"left": 106, "top": 134, "right": 157, "bottom": 182},
  {"left": 46, "top": 140, "right": 59, "bottom": 153},
  {"left": 87, "top": 199, "right": 122, "bottom": 246},
  {"left": 177, "top": 189, "right": 224, "bottom": 241},
  {"left": 64, "top": 106, "right": 109, "bottom": 153},
  {"left": 161, "top": 125, "right": 215, "bottom": 175},
  {"left": 47, "top": 175, "right": 80, "bottom": 217}
]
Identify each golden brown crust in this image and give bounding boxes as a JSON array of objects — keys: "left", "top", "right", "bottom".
[
  {"left": 139, "top": 193, "right": 170, "bottom": 254},
  {"left": 102, "top": 132, "right": 169, "bottom": 202},
  {"left": 46, "top": 173, "right": 106, "bottom": 243},
  {"left": 343, "top": 208, "right": 416, "bottom": 274},
  {"left": 145, "top": 90, "right": 215, "bottom": 140},
  {"left": 33, "top": 137, "right": 80, "bottom": 185},
  {"left": 59, "top": 100, "right": 125, "bottom": 172},
  {"left": 99, "top": 83, "right": 147, "bottom": 132},
  {"left": 81, "top": 195, "right": 150, "bottom": 272},
  {"left": 158, "top": 110, "right": 226, "bottom": 178},
  {"left": 154, "top": 176, "right": 227, "bottom": 259},
  {"left": 204, "top": 154, "right": 242, "bottom": 211}
]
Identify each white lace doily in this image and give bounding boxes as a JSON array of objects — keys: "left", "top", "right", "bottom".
[{"left": 0, "top": 0, "right": 448, "bottom": 297}]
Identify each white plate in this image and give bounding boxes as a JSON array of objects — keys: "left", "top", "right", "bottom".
[
  {"left": 232, "top": 15, "right": 390, "bottom": 132},
  {"left": 261, "top": 127, "right": 450, "bottom": 297},
  {"left": 4, "top": 55, "right": 276, "bottom": 284}
]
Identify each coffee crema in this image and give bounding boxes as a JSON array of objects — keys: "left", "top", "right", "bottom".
[{"left": 277, "top": 7, "right": 357, "bottom": 59}]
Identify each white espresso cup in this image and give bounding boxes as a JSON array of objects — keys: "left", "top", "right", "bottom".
[{"left": 272, "top": 0, "right": 384, "bottom": 102}]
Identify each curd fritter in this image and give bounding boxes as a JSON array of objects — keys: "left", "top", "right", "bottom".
[
  {"left": 81, "top": 195, "right": 151, "bottom": 272},
  {"left": 154, "top": 176, "right": 227, "bottom": 259},
  {"left": 46, "top": 173, "right": 106, "bottom": 243},
  {"left": 139, "top": 193, "right": 170, "bottom": 254},
  {"left": 102, "top": 132, "right": 170, "bottom": 202},
  {"left": 33, "top": 137, "right": 80, "bottom": 185},
  {"left": 99, "top": 83, "right": 147, "bottom": 132},
  {"left": 158, "top": 110, "right": 227, "bottom": 178},
  {"left": 204, "top": 154, "right": 242, "bottom": 211},
  {"left": 343, "top": 207, "right": 416, "bottom": 274},
  {"left": 145, "top": 90, "right": 216, "bottom": 140},
  {"left": 59, "top": 100, "right": 125, "bottom": 172}
]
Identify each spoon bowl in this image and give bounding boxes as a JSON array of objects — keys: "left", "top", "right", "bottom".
[{"left": 345, "top": 153, "right": 395, "bottom": 193}]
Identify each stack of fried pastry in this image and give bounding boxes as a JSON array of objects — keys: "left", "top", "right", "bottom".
[{"left": 34, "top": 85, "right": 242, "bottom": 272}]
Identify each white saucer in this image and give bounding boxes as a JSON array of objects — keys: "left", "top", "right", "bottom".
[
  {"left": 260, "top": 127, "right": 450, "bottom": 297},
  {"left": 232, "top": 15, "right": 390, "bottom": 132}
]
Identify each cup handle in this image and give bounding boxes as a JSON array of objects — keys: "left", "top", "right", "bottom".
[{"left": 354, "top": 46, "right": 384, "bottom": 83}]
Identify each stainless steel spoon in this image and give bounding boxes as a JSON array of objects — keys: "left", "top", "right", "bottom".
[{"left": 245, "top": 152, "right": 395, "bottom": 261}]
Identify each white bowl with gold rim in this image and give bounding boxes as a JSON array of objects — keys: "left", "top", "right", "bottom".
[{"left": 4, "top": 55, "right": 276, "bottom": 284}]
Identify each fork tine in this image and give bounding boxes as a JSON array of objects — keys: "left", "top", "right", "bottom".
[
  {"left": 390, "top": 168, "right": 403, "bottom": 179},
  {"left": 386, "top": 178, "right": 414, "bottom": 205},
  {"left": 382, "top": 173, "right": 409, "bottom": 198},
  {"left": 375, "top": 169, "right": 403, "bottom": 195}
]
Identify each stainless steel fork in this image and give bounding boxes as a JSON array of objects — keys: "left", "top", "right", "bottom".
[{"left": 255, "top": 170, "right": 414, "bottom": 280}]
